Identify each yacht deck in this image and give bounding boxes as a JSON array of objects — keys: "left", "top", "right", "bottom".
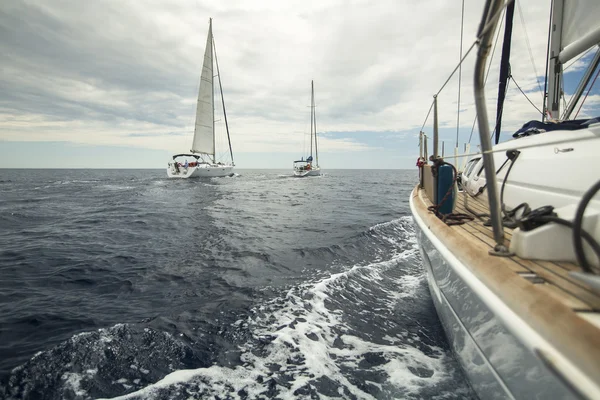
[
  {"left": 449, "top": 190, "right": 600, "bottom": 311},
  {"left": 412, "top": 184, "right": 600, "bottom": 386}
]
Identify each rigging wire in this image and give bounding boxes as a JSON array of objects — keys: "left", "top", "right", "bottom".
[
  {"left": 490, "top": 79, "right": 512, "bottom": 140},
  {"left": 419, "top": 101, "right": 435, "bottom": 135},
  {"left": 561, "top": 75, "right": 568, "bottom": 115},
  {"left": 456, "top": 0, "right": 465, "bottom": 148},
  {"left": 516, "top": 0, "right": 543, "bottom": 95},
  {"left": 468, "top": 7, "right": 506, "bottom": 144},
  {"left": 557, "top": 60, "right": 570, "bottom": 118},
  {"left": 313, "top": 91, "right": 319, "bottom": 166},
  {"left": 421, "top": 1, "right": 510, "bottom": 145},
  {"left": 436, "top": 42, "right": 478, "bottom": 97},
  {"left": 302, "top": 102, "right": 311, "bottom": 158},
  {"left": 511, "top": 75, "right": 544, "bottom": 114},
  {"left": 564, "top": 46, "right": 595, "bottom": 72},
  {"left": 562, "top": 47, "right": 597, "bottom": 119},
  {"left": 213, "top": 35, "right": 234, "bottom": 165},
  {"left": 574, "top": 66, "right": 600, "bottom": 119},
  {"left": 542, "top": 0, "right": 553, "bottom": 121}
]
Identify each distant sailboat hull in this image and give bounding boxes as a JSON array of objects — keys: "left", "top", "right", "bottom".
[
  {"left": 167, "top": 163, "right": 234, "bottom": 178},
  {"left": 293, "top": 168, "right": 321, "bottom": 177}
]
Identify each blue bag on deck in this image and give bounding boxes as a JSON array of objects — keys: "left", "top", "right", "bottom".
[{"left": 436, "top": 164, "right": 454, "bottom": 215}]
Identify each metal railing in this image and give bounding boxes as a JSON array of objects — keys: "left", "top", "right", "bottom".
[
  {"left": 474, "top": 0, "right": 511, "bottom": 255},
  {"left": 418, "top": 0, "right": 514, "bottom": 255}
]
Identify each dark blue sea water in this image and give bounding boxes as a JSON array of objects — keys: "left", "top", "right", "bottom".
[{"left": 0, "top": 169, "right": 475, "bottom": 399}]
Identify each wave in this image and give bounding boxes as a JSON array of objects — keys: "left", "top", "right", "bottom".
[
  {"left": 98, "top": 219, "right": 469, "bottom": 399},
  {"left": 1, "top": 324, "right": 203, "bottom": 400},
  {"left": 0, "top": 213, "right": 473, "bottom": 399}
]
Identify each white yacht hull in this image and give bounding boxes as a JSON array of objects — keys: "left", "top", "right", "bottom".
[
  {"left": 410, "top": 190, "right": 580, "bottom": 399},
  {"left": 409, "top": 125, "right": 600, "bottom": 399},
  {"left": 167, "top": 164, "right": 234, "bottom": 179},
  {"left": 293, "top": 168, "right": 321, "bottom": 177},
  {"left": 409, "top": 0, "right": 600, "bottom": 397}
]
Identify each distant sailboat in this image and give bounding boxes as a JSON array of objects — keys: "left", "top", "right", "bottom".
[
  {"left": 293, "top": 81, "right": 322, "bottom": 177},
  {"left": 167, "top": 18, "right": 234, "bottom": 179}
]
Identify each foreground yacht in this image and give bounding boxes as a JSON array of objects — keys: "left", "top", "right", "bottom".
[{"left": 411, "top": 0, "right": 600, "bottom": 398}]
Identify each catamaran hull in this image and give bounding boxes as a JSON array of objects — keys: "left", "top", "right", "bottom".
[
  {"left": 167, "top": 165, "right": 234, "bottom": 179},
  {"left": 409, "top": 188, "right": 578, "bottom": 399},
  {"left": 293, "top": 169, "right": 322, "bottom": 177}
]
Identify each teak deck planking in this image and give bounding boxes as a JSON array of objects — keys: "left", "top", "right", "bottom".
[
  {"left": 427, "top": 189, "right": 600, "bottom": 310},
  {"left": 413, "top": 185, "right": 600, "bottom": 385}
]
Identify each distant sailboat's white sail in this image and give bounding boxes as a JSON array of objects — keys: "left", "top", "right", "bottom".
[
  {"left": 191, "top": 20, "right": 214, "bottom": 156},
  {"left": 557, "top": 0, "right": 600, "bottom": 62},
  {"left": 167, "top": 18, "right": 234, "bottom": 179}
]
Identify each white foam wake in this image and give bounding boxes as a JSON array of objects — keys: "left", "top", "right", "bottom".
[{"left": 104, "top": 218, "right": 462, "bottom": 399}]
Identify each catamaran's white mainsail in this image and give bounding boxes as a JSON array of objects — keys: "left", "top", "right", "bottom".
[{"left": 167, "top": 18, "right": 234, "bottom": 179}]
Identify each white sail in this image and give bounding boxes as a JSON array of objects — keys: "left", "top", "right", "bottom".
[
  {"left": 167, "top": 18, "right": 234, "bottom": 179},
  {"left": 558, "top": 0, "right": 600, "bottom": 62},
  {"left": 191, "top": 19, "right": 214, "bottom": 156}
]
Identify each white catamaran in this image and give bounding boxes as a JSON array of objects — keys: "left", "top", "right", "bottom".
[
  {"left": 167, "top": 18, "right": 234, "bottom": 179},
  {"left": 411, "top": 0, "right": 600, "bottom": 399},
  {"left": 293, "top": 81, "right": 322, "bottom": 177}
]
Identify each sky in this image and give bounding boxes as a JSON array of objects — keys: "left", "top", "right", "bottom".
[{"left": 1, "top": 0, "right": 599, "bottom": 169}]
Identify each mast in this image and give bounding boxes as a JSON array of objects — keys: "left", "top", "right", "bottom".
[
  {"left": 210, "top": 18, "right": 215, "bottom": 163},
  {"left": 213, "top": 32, "right": 234, "bottom": 165},
  {"left": 493, "top": 0, "right": 515, "bottom": 144},
  {"left": 474, "top": 0, "right": 508, "bottom": 254},
  {"left": 545, "top": 0, "right": 600, "bottom": 121},
  {"left": 545, "top": 0, "right": 564, "bottom": 120},
  {"left": 310, "top": 80, "right": 314, "bottom": 158},
  {"left": 313, "top": 81, "right": 318, "bottom": 167}
]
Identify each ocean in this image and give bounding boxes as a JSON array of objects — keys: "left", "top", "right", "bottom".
[{"left": 0, "top": 169, "right": 475, "bottom": 399}]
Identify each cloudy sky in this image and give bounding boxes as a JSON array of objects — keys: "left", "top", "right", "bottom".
[{"left": 1, "top": 0, "right": 598, "bottom": 169}]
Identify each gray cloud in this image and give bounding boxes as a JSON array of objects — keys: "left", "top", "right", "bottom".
[
  {"left": 0, "top": 0, "right": 558, "bottom": 158},
  {"left": 1, "top": 1, "right": 201, "bottom": 127}
]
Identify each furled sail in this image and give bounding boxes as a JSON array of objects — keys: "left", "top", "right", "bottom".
[
  {"left": 191, "top": 20, "right": 214, "bottom": 155},
  {"left": 558, "top": 0, "right": 600, "bottom": 63}
]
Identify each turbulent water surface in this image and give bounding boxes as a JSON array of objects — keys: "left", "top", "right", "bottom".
[{"left": 0, "top": 169, "right": 475, "bottom": 399}]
